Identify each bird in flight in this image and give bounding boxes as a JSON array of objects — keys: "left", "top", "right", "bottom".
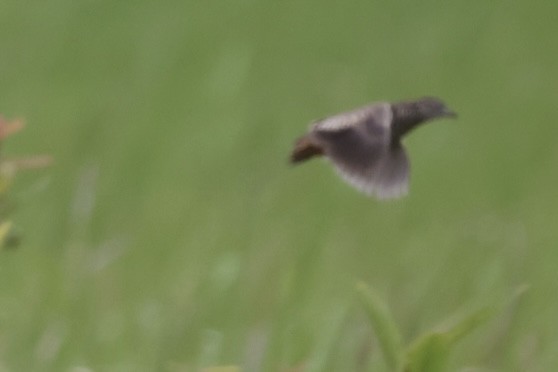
[{"left": 290, "top": 97, "right": 456, "bottom": 199}]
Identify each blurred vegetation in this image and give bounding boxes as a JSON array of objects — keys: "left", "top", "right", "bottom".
[
  {"left": 0, "top": 1, "right": 557, "bottom": 371},
  {"left": 0, "top": 117, "right": 51, "bottom": 250},
  {"left": 357, "top": 282, "right": 494, "bottom": 372}
]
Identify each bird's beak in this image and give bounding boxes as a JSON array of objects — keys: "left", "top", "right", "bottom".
[{"left": 442, "top": 108, "right": 457, "bottom": 118}]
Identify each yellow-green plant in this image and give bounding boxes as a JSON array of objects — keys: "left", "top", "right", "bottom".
[{"left": 356, "top": 282, "right": 527, "bottom": 372}]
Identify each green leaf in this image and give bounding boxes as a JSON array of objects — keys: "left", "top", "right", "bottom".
[
  {"left": 356, "top": 281, "right": 404, "bottom": 372},
  {"left": 405, "top": 333, "right": 449, "bottom": 372},
  {"left": 405, "top": 307, "right": 491, "bottom": 372}
]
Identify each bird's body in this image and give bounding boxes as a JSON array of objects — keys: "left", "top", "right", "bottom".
[{"left": 290, "top": 97, "right": 456, "bottom": 199}]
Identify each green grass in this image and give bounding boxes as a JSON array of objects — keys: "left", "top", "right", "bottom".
[{"left": 1, "top": 1, "right": 558, "bottom": 370}]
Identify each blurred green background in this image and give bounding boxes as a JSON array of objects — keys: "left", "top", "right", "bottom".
[{"left": 1, "top": 1, "right": 557, "bottom": 371}]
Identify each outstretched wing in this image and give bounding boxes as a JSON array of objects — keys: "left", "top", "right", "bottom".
[
  {"left": 311, "top": 103, "right": 410, "bottom": 199},
  {"left": 311, "top": 102, "right": 392, "bottom": 132},
  {"left": 364, "top": 145, "right": 410, "bottom": 199}
]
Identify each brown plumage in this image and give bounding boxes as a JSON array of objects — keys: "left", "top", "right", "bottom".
[
  {"left": 291, "top": 136, "right": 324, "bottom": 163},
  {"left": 289, "top": 97, "right": 456, "bottom": 199}
]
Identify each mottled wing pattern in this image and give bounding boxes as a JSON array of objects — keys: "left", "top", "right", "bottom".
[{"left": 311, "top": 103, "right": 410, "bottom": 199}]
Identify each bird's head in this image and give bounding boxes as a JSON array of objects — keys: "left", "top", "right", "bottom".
[{"left": 416, "top": 97, "right": 457, "bottom": 120}]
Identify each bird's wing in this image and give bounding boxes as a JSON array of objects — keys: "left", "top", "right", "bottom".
[
  {"left": 311, "top": 102, "right": 392, "bottom": 132},
  {"left": 312, "top": 103, "right": 410, "bottom": 199},
  {"left": 365, "top": 145, "right": 410, "bottom": 199},
  {"left": 330, "top": 142, "right": 410, "bottom": 199}
]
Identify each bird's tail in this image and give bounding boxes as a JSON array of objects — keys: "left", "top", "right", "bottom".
[{"left": 290, "top": 135, "right": 323, "bottom": 164}]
